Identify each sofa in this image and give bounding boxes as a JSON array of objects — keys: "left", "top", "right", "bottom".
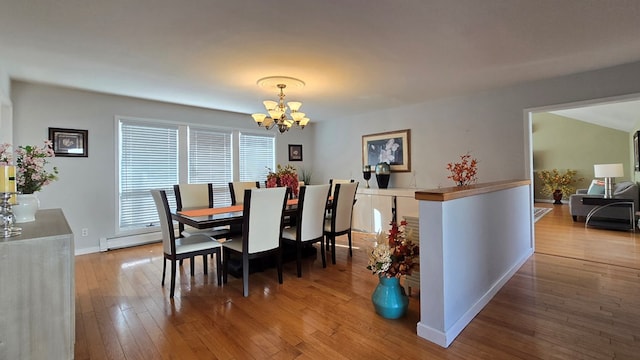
[{"left": 569, "top": 181, "right": 639, "bottom": 221}]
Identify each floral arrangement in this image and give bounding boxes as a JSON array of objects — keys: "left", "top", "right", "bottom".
[
  {"left": 0, "top": 141, "right": 59, "bottom": 194},
  {"left": 266, "top": 164, "right": 299, "bottom": 197},
  {"left": 446, "top": 153, "right": 478, "bottom": 186},
  {"left": 367, "top": 220, "right": 419, "bottom": 278},
  {"left": 538, "top": 169, "right": 582, "bottom": 198},
  {"left": 378, "top": 138, "right": 400, "bottom": 164}
]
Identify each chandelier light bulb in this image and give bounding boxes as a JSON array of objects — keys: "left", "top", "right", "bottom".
[{"left": 288, "top": 101, "right": 302, "bottom": 112}]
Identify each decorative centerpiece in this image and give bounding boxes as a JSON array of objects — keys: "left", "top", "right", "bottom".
[
  {"left": 266, "top": 164, "right": 299, "bottom": 197},
  {"left": 446, "top": 153, "right": 478, "bottom": 186},
  {"left": 537, "top": 169, "right": 581, "bottom": 204},
  {"left": 367, "top": 220, "right": 419, "bottom": 319},
  {"left": 375, "top": 162, "right": 391, "bottom": 189},
  {"left": 0, "top": 141, "right": 59, "bottom": 222}
]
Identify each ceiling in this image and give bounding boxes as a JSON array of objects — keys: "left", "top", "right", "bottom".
[{"left": 2, "top": 1, "right": 640, "bottom": 125}]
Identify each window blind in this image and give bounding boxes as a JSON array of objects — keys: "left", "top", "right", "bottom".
[
  {"left": 119, "top": 120, "right": 178, "bottom": 230},
  {"left": 239, "top": 132, "right": 275, "bottom": 185},
  {"left": 188, "top": 127, "right": 233, "bottom": 207}
]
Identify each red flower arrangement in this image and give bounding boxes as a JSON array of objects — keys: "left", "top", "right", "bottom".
[
  {"left": 367, "top": 220, "right": 419, "bottom": 278},
  {"left": 266, "top": 164, "right": 299, "bottom": 197},
  {"left": 446, "top": 153, "right": 478, "bottom": 186}
]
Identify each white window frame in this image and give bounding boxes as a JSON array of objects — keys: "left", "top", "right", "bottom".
[{"left": 114, "top": 116, "right": 276, "bottom": 237}]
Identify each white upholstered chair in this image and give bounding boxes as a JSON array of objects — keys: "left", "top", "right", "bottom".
[
  {"left": 173, "top": 183, "right": 230, "bottom": 238},
  {"left": 151, "top": 189, "right": 222, "bottom": 298},
  {"left": 324, "top": 182, "right": 359, "bottom": 264},
  {"left": 222, "top": 187, "right": 289, "bottom": 297},
  {"left": 228, "top": 181, "right": 260, "bottom": 205},
  {"left": 328, "top": 178, "right": 354, "bottom": 198},
  {"left": 281, "top": 184, "right": 331, "bottom": 277}
]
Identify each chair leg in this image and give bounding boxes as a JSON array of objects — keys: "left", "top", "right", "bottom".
[
  {"left": 331, "top": 235, "right": 336, "bottom": 265},
  {"left": 320, "top": 239, "right": 326, "bottom": 268},
  {"left": 162, "top": 257, "right": 167, "bottom": 286},
  {"left": 223, "top": 250, "right": 229, "bottom": 284},
  {"left": 202, "top": 254, "right": 208, "bottom": 274},
  {"left": 277, "top": 249, "right": 283, "bottom": 284},
  {"left": 242, "top": 254, "right": 250, "bottom": 297},
  {"left": 190, "top": 256, "right": 195, "bottom": 276},
  {"left": 215, "top": 249, "right": 222, "bottom": 286},
  {"left": 572, "top": 215, "right": 577, "bottom": 222},
  {"left": 170, "top": 260, "right": 177, "bottom": 298},
  {"left": 296, "top": 241, "right": 303, "bottom": 277},
  {"left": 348, "top": 231, "right": 353, "bottom": 257}
]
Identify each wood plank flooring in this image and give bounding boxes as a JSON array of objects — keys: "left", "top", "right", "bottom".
[{"left": 74, "top": 205, "right": 640, "bottom": 359}]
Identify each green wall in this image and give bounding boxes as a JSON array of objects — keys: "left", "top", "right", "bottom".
[{"left": 532, "top": 113, "right": 630, "bottom": 200}]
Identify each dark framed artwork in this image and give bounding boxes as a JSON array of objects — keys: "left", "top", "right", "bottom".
[
  {"left": 49, "top": 128, "right": 88, "bottom": 157},
  {"left": 289, "top": 144, "right": 303, "bottom": 161},
  {"left": 362, "top": 129, "right": 411, "bottom": 172},
  {"left": 635, "top": 131, "right": 640, "bottom": 171}
]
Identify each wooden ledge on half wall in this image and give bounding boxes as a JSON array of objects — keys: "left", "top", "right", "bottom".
[{"left": 415, "top": 179, "right": 531, "bottom": 202}]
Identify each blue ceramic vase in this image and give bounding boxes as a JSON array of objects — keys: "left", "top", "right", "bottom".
[{"left": 371, "top": 275, "right": 409, "bottom": 319}]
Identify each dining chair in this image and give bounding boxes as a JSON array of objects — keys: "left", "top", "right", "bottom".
[
  {"left": 151, "top": 189, "right": 222, "bottom": 298},
  {"left": 324, "top": 182, "right": 359, "bottom": 265},
  {"left": 228, "top": 181, "right": 261, "bottom": 205},
  {"left": 328, "top": 178, "right": 355, "bottom": 199},
  {"left": 173, "top": 183, "right": 230, "bottom": 238},
  {"left": 222, "top": 186, "right": 289, "bottom": 297},
  {"left": 281, "top": 184, "right": 331, "bottom": 277},
  {"left": 326, "top": 178, "right": 355, "bottom": 221}
]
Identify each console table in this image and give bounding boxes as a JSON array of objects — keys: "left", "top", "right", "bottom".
[
  {"left": 582, "top": 197, "right": 635, "bottom": 231},
  {"left": 0, "top": 209, "right": 75, "bottom": 359}
]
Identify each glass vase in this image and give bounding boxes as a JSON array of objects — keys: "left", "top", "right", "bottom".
[{"left": 13, "top": 193, "right": 40, "bottom": 223}]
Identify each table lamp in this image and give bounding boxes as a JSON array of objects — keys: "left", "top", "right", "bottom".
[{"left": 594, "top": 163, "right": 623, "bottom": 198}]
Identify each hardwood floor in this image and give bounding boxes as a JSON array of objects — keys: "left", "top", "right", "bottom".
[{"left": 74, "top": 205, "right": 640, "bottom": 359}]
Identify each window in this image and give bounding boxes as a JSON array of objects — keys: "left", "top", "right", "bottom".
[
  {"left": 119, "top": 120, "right": 178, "bottom": 230},
  {"left": 239, "top": 132, "right": 275, "bottom": 184},
  {"left": 117, "top": 119, "right": 276, "bottom": 233},
  {"left": 188, "top": 127, "right": 233, "bottom": 206}
]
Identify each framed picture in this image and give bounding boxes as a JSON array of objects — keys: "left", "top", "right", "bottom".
[
  {"left": 635, "top": 131, "right": 640, "bottom": 171},
  {"left": 289, "top": 144, "right": 303, "bottom": 161},
  {"left": 49, "top": 128, "right": 88, "bottom": 157},
  {"left": 362, "top": 129, "right": 411, "bottom": 172}
]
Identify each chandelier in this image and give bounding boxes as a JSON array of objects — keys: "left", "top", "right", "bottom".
[{"left": 251, "top": 76, "right": 310, "bottom": 134}]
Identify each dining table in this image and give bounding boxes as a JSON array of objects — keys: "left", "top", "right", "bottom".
[{"left": 171, "top": 198, "right": 301, "bottom": 231}]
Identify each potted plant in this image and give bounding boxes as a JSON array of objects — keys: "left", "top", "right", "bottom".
[
  {"left": 266, "top": 164, "right": 299, "bottom": 197},
  {"left": 537, "top": 169, "right": 581, "bottom": 204},
  {"left": 446, "top": 153, "right": 478, "bottom": 186},
  {"left": 0, "top": 141, "right": 59, "bottom": 222},
  {"left": 367, "top": 220, "right": 419, "bottom": 319}
]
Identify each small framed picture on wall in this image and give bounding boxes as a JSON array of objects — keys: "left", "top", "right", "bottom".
[
  {"left": 289, "top": 144, "right": 303, "bottom": 161},
  {"left": 49, "top": 127, "right": 89, "bottom": 157}
]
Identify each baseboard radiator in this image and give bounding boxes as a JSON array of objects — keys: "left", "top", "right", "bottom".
[
  {"left": 403, "top": 215, "right": 420, "bottom": 296},
  {"left": 100, "top": 231, "right": 163, "bottom": 251}
]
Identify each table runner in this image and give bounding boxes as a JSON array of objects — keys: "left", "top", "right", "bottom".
[{"left": 179, "top": 198, "right": 299, "bottom": 217}]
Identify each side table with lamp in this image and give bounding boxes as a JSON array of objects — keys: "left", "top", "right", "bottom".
[{"left": 584, "top": 163, "right": 635, "bottom": 231}]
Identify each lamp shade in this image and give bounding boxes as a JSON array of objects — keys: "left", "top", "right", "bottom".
[{"left": 594, "top": 163, "right": 624, "bottom": 178}]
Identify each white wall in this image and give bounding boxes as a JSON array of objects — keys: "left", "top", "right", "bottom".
[
  {"left": 0, "top": 66, "right": 12, "bottom": 145},
  {"left": 312, "top": 61, "right": 640, "bottom": 190},
  {"left": 10, "top": 81, "right": 313, "bottom": 254}
]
